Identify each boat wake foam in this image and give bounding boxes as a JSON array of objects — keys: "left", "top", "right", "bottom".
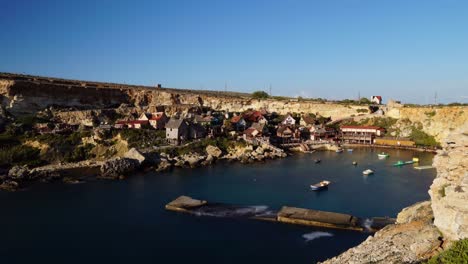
[
  {"left": 302, "top": 232, "right": 333, "bottom": 242},
  {"left": 362, "top": 218, "right": 374, "bottom": 231}
]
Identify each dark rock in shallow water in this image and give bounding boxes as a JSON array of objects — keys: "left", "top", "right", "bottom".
[
  {"left": 100, "top": 157, "right": 140, "bottom": 179},
  {"left": 0, "top": 180, "right": 19, "bottom": 191},
  {"left": 8, "top": 165, "right": 30, "bottom": 180}
]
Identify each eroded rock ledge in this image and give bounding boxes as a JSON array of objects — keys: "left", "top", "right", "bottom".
[{"left": 321, "top": 201, "right": 442, "bottom": 264}]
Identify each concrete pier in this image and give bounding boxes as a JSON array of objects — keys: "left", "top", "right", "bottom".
[
  {"left": 165, "top": 196, "right": 395, "bottom": 232},
  {"left": 277, "top": 206, "right": 363, "bottom": 231}
]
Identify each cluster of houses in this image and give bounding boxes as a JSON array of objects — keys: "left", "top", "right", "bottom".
[
  {"left": 110, "top": 108, "right": 343, "bottom": 145},
  {"left": 31, "top": 94, "right": 417, "bottom": 147}
]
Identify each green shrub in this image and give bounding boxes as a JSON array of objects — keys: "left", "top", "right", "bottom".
[
  {"left": 65, "top": 144, "right": 96, "bottom": 163},
  {"left": 0, "top": 145, "right": 42, "bottom": 167},
  {"left": 359, "top": 97, "right": 372, "bottom": 104},
  {"left": 426, "top": 239, "right": 468, "bottom": 264},
  {"left": 425, "top": 111, "right": 436, "bottom": 118},
  {"left": 410, "top": 127, "right": 440, "bottom": 147},
  {"left": 356, "top": 108, "right": 368, "bottom": 113},
  {"left": 117, "top": 129, "right": 166, "bottom": 148},
  {"left": 34, "top": 131, "right": 93, "bottom": 163},
  {"left": 0, "top": 133, "right": 21, "bottom": 147},
  {"left": 252, "top": 91, "right": 269, "bottom": 99}
]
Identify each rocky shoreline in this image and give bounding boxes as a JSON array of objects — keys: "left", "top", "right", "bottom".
[
  {"left": 0, "top": 141, "right": 287, "bottom": 191},
  {"left": 321, "top": 129, "right": 468, "bottom": 264}
]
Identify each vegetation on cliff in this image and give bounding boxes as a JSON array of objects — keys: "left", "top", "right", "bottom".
[
  {"left": 0, "top": 145, "right": 42, "bottom": 167},
  {"left": 251, "top": 91, "right": 269, "bottom": 99},
  {"left": 426, "top": 239, "right": 468, "bottom": 264},
  {"left": 116, "top": 129, "right": 166, "bottom": 148},
  {"left": 409, "top": 127, "right": 440, "bottom": 147},
  {"left": 165, "top": 137, "right": 247, "bottom": 156}
]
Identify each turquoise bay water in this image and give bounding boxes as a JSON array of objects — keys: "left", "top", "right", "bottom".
[{"left": 0, "top": 148, "right": 435, "bottom": 263}]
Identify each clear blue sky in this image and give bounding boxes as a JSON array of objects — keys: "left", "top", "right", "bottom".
[{"left": 1, "top": 0, "right": 467, "bottom": 104}]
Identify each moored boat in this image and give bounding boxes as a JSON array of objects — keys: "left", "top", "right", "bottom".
[
  {"left": 310, "top": 180, "right": 330, "bottom": 191},
  {"left": 336, "top": 148, "right": 343, "bottom": 153},
  {"left": 377, "top": 152, "right": 389, "bottom": 158},
  {"left": 412, "top": 157, "right": 419, "bottom": 163},
  {"left": 352, "top": 161, "right": 358, "bottom": 166},
  {"left": 347, "top": 149, "right": 353, "bottom": 152},
  {"left": 314, "top": 159, "right": 321, "bottom": 164},
  {"left": 362, "top": 169, "right": 374, "bottom": 175},
  {"left": 393, "top": 160, "right": 414, "bottom": 166}
]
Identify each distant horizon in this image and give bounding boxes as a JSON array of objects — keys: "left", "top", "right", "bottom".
[{"left": 1, "top": 1, "right": 467, "bottom": 104}]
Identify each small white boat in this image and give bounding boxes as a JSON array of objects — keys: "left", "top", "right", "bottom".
[
  {"left": 335, "top": 149, "right": 343, "bottom": 153},
  {"left": 352, "top": 161, "right": 358, "bottom": 166},
  {"left": 310, "top": 180, "right": 331, "bottom": 191},
  {"left": 363, "top": 169, "right": 374, "bottom": 175},
  {"left": 347, "top": 149, "right": 353, "bottom": 152},
  {"left": 378, "top": 152, "right": 389, "bottom": 158}
]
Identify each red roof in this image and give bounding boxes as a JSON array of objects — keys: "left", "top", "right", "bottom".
[
  {"left": 149, "top": 112, "right": 165, "bottom": 121},
  {"left": 340, "top": 125, "right": 384, "bottom": 130},
  {"left": 243, "top": 111, "right": 264, "bottom": 122},
  {"left": 116, "top": 120, "right": 149, "bottom": 125},
  {"left": 230, "top": 116, "right": 242, "bottom": 123},
  {"left": 244, "top": 127, "right": 257, "bottom": 135}
]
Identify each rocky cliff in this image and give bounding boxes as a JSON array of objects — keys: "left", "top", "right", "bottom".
[
  {"left": 429, "top": 129, "right": 468, "bottom": 241},
  {"left": 387, "top": 105, "right": 467, "bottom": 143},
  {"left": 0, "top": 73, "right": 371, "bottom": 120},
  {"left": 322, "top": 130, "right": 468, "bottom": 263}
]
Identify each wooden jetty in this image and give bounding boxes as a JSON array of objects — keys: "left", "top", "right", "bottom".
[
  {"left": 414, "top": 165, "right": 435, "bottom": 170},
  {"left": 165, "top": 196, "right": 395, "bottom": 232}
]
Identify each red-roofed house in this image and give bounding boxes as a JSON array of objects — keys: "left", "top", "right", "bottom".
[
  {"left": 243, "top": 111, "right": 267, "bottom": 124},
  {"left": 371, "top": 96, "right": 383, "bottom": 104},
  {"left": 230, "top": 115, "right": 246, "bottom": 131},
  {"left": 138, "top": 112, "right": 168, "bottom": 129},
  {"left": 115, "top": 120, "right": 150, "bottom": 129},
  {"left": 340, "top": 125, "right": 385, "bottom": 144}
]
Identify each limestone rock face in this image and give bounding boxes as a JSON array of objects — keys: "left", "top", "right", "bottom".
[
  {"left": 322, "top": 202, "right": 442, "bottom": 264},
  {"left": 429, "top": 130, "right": 468, "bottom": 241},
  {"left": 205, "top": 145, "right": 222, "bottom": 158},
  {"left": 397, "top": 201, "right": 433, "bottom": 224},
  {"left": 124, "top": 148, "right": 146, "bottom": 164}
]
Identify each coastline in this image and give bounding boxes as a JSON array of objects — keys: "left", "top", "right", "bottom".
[
  {"left": 321, "top": 130, "right": 467, "bottom": 263},
  {"left": 0, "top": 140, "right": 288, "bottom": 191}
]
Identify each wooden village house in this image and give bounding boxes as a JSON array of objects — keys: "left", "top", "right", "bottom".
[
  {"left": 138, "top": 112, "right": 168, "bottom": 130},
  {"left": 230, "top": 115, "right": 247, "bottom": 131},
  {"left": 340, "top": 125, "right": 385, "bottom": 144},
  {"left": 281, "top": 114, "right": 296, "bottom": 126},
  {"left": 165, "top": 118, "right": 189, "bottom": 144}
]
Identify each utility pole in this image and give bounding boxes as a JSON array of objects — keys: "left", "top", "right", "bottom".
[
  {"left": 358, "top": 91, "right": 361, "bottom": 101},
  {"left": 269, "top": 84, "right": 272, "bottom": 96},
  {"left": 225, "top": 81, "right": 227, "bottom": 93},
  {"left": 434, "top": 91, "right": 438, "bottom": 105}
]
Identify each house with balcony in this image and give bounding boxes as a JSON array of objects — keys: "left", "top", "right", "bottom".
[{"left": 340, "top": 125, "right": 385, "bottom": 144}]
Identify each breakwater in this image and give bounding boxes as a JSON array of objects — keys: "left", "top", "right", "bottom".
[{"left": 166, "top": 196, "right": 395, "bottom": 232}]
